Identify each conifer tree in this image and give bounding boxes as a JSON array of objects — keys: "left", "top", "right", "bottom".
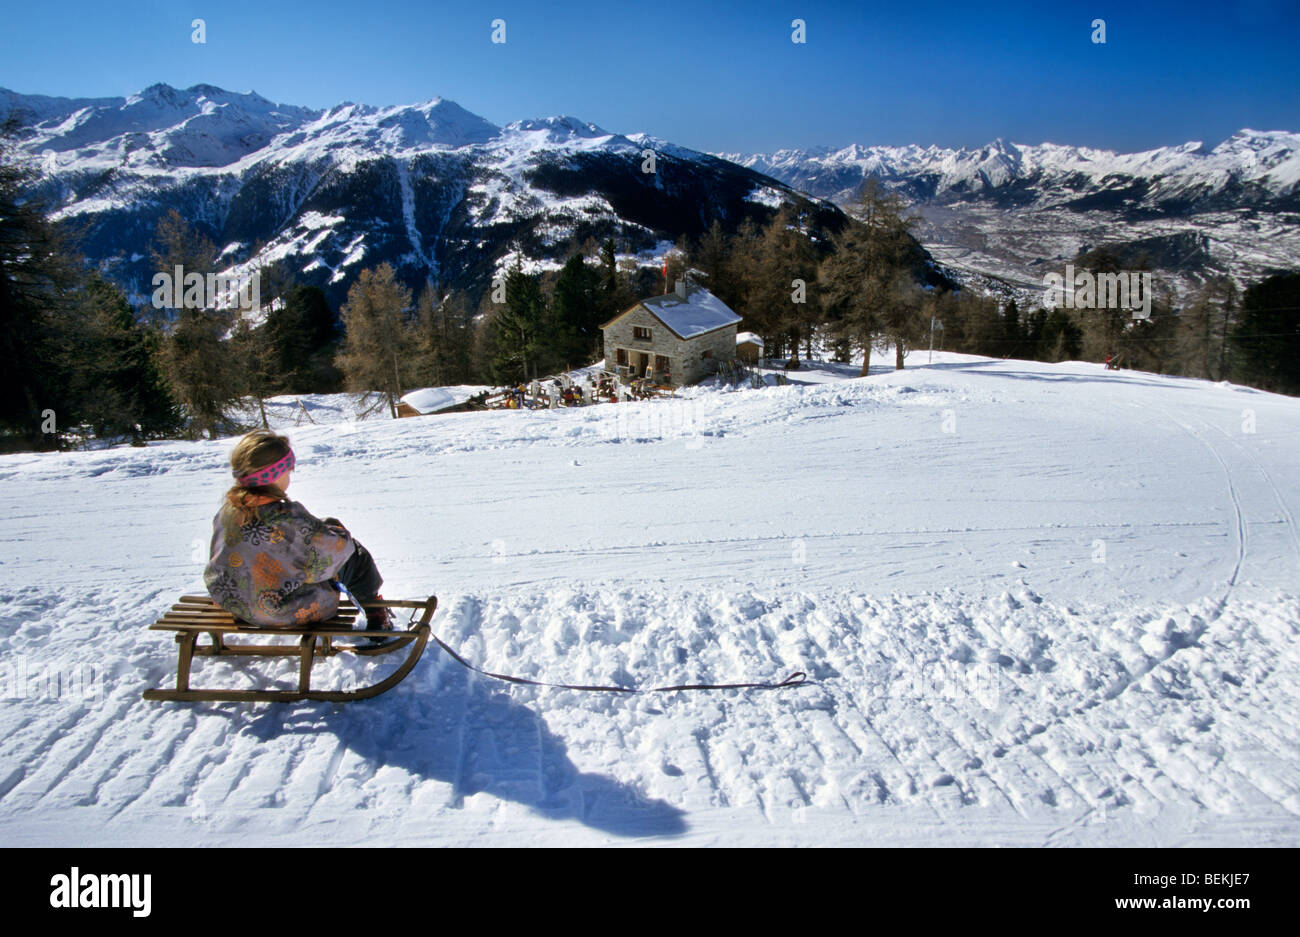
[
  {"left": 147, "top": 210, "right": 242, "bottom": 436},
  {"left": 150, "top": 209, "right": 217, "bottom": 291},
  {"left": 60, "top": 275, "right": 178, "bottom": 441},
  {"left": 1039, "top": 309, "right": 1083, "bottom": 362},
  {"left": 337, "top": 263, "right": 416, "bottom": 418},
  {"left": 819, "top": 179, "right": 916, "bottom": 374},
  {"left": 964, "top": 292, "right": 1005, "bottom": 357},
  {"left": 1075, "top": 246, "right": 1137, "bottom": 363},
  {"left": 230, "top": 317, "right": 277, "bottom": 429},
  {"left": 600, "top": 238, "right": 618, "bottom": 295},
  {"left": 692, "top": 220, "right": 733, "bottom": 300},
  {"left": 489, "top": 259, "right": 546, "bottom": 383},
  {"left": 413, "top": 285, "right": 474, "bottom": 386},
  {"left": 724, "top": 218, "right": 764, "bottom": 332},
  {"left": 161, "top": 306, "right": 242, "bottom": 437},
  {"left": 880, "top": 275, "right": 928, "bottom": 369},
  {"left": 747, "top": 206, "right": 820, "bottom": 361},
  {"left": 664, "top": 238, "right": 689, "bottom": 291},
  {"left": 1122, "top": 285, "right": 1178, "bottom": 374},
  {"left": 549, "top": 252, "right": 603, "bottom": 366},
  {"left": 266, "top": 284, "right": 337, "bottom": 392},
  {"left": 1176, "top": 277, "right": 1236, "bottom": 381},
  {"left": 0, "top": 135, "right": 79, "bottom": 447},
  {"left": 1023, "top": 307, "right": 1046, "bottom": 356},
  {"left": 596, "top": 237, "right": 637, "bottom": 328},
  {"left": 441, "top": 291, "right": 475, "bottom": 383},
  {"left": 1001, "top": 300, "right": 1023, "bottom": 358},
  {"left": 1230, "top": 271, "right": 1300, "bottom": 394},
  {"left": 472, "top": 290, "right": 504, "bottom": 383}
]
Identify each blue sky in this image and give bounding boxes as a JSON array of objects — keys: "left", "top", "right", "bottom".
[{"left": 1, "top": 0, "right": 1295, "bottom": 153}]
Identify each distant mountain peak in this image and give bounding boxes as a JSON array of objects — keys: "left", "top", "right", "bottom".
[
  {"left": 501, "top": 115, "right": 617, "bottom": 146},
  {"left": 125, "top": 82, "right": 188, "bottom": 107}
]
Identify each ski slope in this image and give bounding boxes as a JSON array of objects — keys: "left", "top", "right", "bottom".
[{"left": 1, "top": 353, "right": 1298, "bottom": 847}]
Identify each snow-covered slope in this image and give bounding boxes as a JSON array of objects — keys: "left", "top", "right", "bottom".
[{"left": 1, "top": 354, "right": 1298, "bottom": 846}]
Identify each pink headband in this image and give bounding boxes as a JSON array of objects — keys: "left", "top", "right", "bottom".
[{"left": 237, "top": 449, "right": 295, "bottom": 487}]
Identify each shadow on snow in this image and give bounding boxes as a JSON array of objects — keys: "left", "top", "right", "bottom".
[{"left": 222, "top": 655, "right": 688, "bottom": 842}]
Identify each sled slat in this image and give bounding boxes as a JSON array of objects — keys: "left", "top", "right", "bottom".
[
  {"left": 169, "top": 612, "right": 361, "bottom": 623},
  {"left": 168, "top": 603, "right": 358, "bottom": 616},
  {"left": 193, "top": 643, "right": 306, "bottom": 657},
  {"left": 160, "top": 609, "right": 355, "bottom": 622},
  {"left": 155, "top": 619, "right": 368, "bottom": 633},
  {"left": 176, "top": 594, "right": 420, "bottom": 611},
  {"left": 172, "top": 599, "right": 357, "bottom": 615},
  {"left": 168, "top": 606, "right": 356, "bottom": 619}
]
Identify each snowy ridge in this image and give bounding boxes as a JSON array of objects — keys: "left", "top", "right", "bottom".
[
  {"left": 14, "top": 83, "right": 319, "bottom": 171},
  {"left": 260, "top": 97, "right": 500, "bottom": 170},
  {"left": 5, "top": 82, "right": 682, "bottom": 192},
  {"left": 501, "top": 116, "right": 620, "bottom": 146},
  {"left": 719, "top": 130, "right": 1300, "bottom": 206}
]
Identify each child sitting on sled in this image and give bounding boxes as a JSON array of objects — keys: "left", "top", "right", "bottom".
[{"left": 204, "top": 429, "right": 392, "bottom": 631}]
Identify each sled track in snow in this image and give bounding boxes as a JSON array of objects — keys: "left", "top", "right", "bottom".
[
  {"left": 1156, "top": 407, "right": 1247, "bottom": 613},
  {"left": 1201, "top": 415, "right": 1300, "bottom": 572},
  {"left": 897, "top": 404, "right": 1266, "bottom": 807}
]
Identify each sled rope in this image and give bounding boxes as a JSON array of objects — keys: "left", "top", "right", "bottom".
[{"left": 419, "top": 613, "right": 806, "bottom": 694}]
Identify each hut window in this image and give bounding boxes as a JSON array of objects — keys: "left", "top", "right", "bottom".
[{"left": 633, "top": 326, "right": 652, "bottom": 340}]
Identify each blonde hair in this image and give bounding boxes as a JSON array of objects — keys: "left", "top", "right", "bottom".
[{"left": 224, "top": 429, "right": 291, "bottom": 525}]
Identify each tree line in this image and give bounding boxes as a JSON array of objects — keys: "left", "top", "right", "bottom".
[
  {"left": 3, "top": 134, "right": 1298, "bottom": 451},
  {"left": 677, "top": 180, "right": 1299, "bottom": 395}
]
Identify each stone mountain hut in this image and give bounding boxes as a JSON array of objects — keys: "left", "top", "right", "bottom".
[{"left": 601, "top": 281, "right": 742, "bottom": 387}]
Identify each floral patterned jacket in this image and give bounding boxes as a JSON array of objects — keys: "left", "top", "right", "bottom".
[{"left": 204, "top": 496, "right": 355, "bottom": 626}]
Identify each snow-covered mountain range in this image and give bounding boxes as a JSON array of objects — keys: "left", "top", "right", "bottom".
[
  {"left": 0, "top": 83, "right": 844, "bottom": 305},
  {"left": 720, "top": 134, "right": 1300, "bottom": 306},
  {"left": 5, "top": 82, "right": 1294, "bottom": 312},
  {"left": 720, "top": 133, "right": 1300, "bottom": 212}
]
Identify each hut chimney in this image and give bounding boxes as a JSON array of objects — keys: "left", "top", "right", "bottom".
[{"left": 675, "top": 279, "right": 687, "bottom": 299}]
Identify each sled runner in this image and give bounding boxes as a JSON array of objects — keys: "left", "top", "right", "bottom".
[{"left": 141, "top": 595, "right": 436, "bottom": 703}]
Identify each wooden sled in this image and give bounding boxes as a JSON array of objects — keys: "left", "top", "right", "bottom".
[{"left": 141, "top": 595, "right": 437, "bottom": 703}]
